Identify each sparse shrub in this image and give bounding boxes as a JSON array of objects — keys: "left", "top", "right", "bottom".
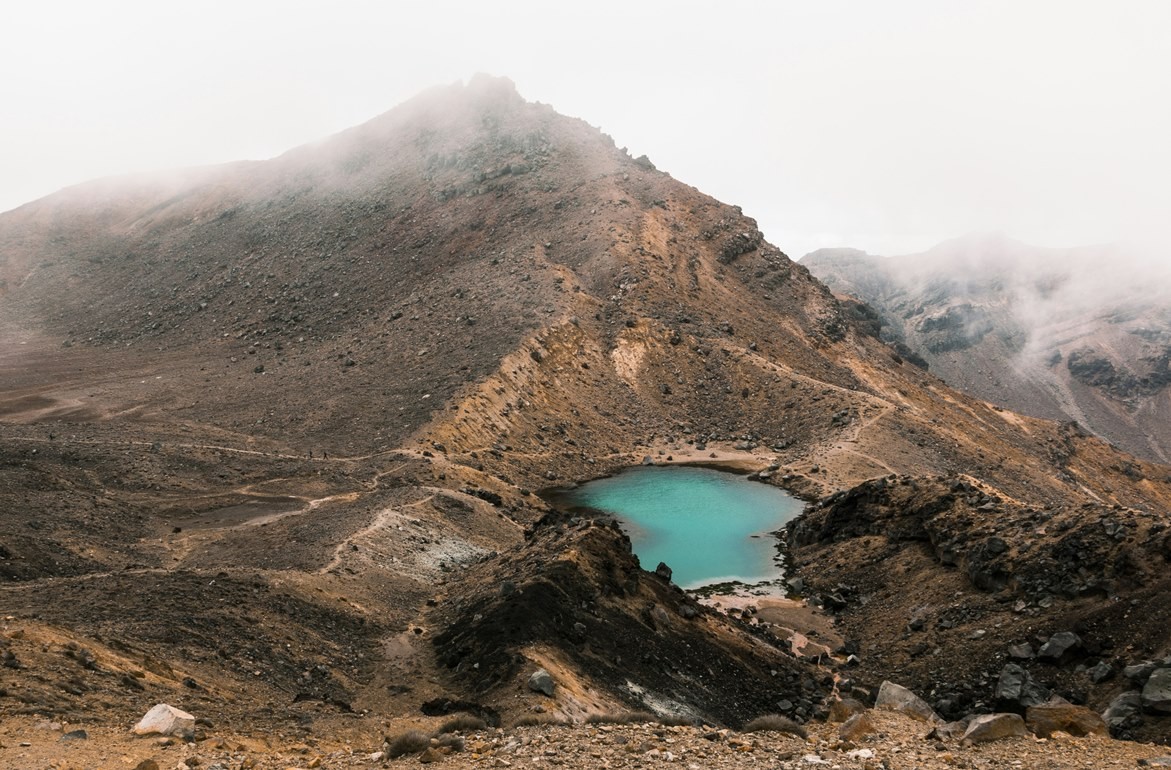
[
  {"left": 385, "top": 730, "right": 432, "bottom": 758},
  {"left": 434, "top": 734, "right": 465, "bottom": 752},
  {"left": 741, "top": 714, "right": 807, "bottom": 738},
  {"left": 437, "top": 714, "right": 487, "bottom": 734},
  {"left": 511, "top": 713, "right": 572, "bottom": 728},
  {"left": 585, "top": 710, "right": 657, "bottom": 726}
]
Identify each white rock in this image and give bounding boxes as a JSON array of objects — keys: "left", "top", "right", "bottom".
[
  {"left": 132, "top": 703, "right": 195, "bottom": 740},
  {"left": 802, "top": 755, "right": 830, "bottom": 765},
  {"left": 847, "top": 748, "right": 876, "bottom": 759}
]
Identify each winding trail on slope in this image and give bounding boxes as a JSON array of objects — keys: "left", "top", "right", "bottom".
[
  {"left": 730, "top": 344, "right": 902, "bottom": 482},
  {"left": 317, "top": 495, "right": 437, "bottom": 576}
]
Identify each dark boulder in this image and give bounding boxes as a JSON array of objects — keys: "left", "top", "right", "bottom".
[
  {"left": 995, "top": 664, "right": 1051, "bottom": 709},
  {"left": 1037, "top": 632, "right": 1082, "bottom": 662},
  {"left": 1102, "top": 690, "right": 1142, "bottom": 730},
  {"left": 1142, "top": 668, "right": 1171, "bottom": 713},
  {"left": 1087, "top": 661, "right": 1113, "bottom": 683},
  {"left": 1007, "top": 643, "right": 1035, "bottom": 660},
  {"left": 528, "top": 668, "right": 555, "bottom": 697}
]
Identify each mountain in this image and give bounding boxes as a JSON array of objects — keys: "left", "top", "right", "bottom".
[
  {"left": 2, "top": 77, "right": 1171, "bottom": 746},
  {"left": 803, "top": 235, "right": 1171, "bottom": 462}
]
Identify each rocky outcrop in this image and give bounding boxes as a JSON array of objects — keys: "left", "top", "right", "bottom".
[
  {"left": 786, "top": 470, "right": 1171, "bottom": 743},
  {"left": 430, "top": 518, "right": 829, "bottom": 727},
  {"left": 803, "top": 237, "right": 1171, "bottom": 463},
  {"left": 789, "top": 474, "right": 1165, "bottom": 604}
]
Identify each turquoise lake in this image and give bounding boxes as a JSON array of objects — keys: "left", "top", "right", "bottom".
[{"left": 558, "top": 466, "right": 804, "bottom": 590}]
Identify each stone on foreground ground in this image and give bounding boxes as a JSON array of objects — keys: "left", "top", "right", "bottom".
[
  {"left": 1026, "top": 701, "right": 1109, "bottom": 738},
  {"left": 874, "top": 680, "right": 940, "bottom": 722},
  {"left": 3, "top": 710, "right": 1169, "bottom": 769},
  {"left": 132, "top": 703, "right": 196, "bottom": 740},
  {"left": 961, "top": 713, "right": 1028, "bottom": 744}
]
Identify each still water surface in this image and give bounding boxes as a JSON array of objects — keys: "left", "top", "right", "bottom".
[{"left": 559, "top": 465, "right": 804, "bottom": 589}]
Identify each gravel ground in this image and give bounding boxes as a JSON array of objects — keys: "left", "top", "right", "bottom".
[{"left": 3, "top": 710, "right": 1168, "bottom": 770}]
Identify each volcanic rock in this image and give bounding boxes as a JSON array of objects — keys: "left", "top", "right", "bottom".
[
  {"left": 133, "top": 704, "right": 195, "bottom": 740},
  {"left": 1125, "top": 661, "right": 1158, "bottom": 684},
  {"left": 1102, "top": 691, "right": 1143, "bottom": 729},
  {"left": 1037, "top": 631, "right": 1082, "bottom": 662},
  {"left": 430, "top": 520, "right": 828, "bottom": 725},
  {"left": 1142, "top": 668, "right": 1171, "bottom": 713},
  {"left": 527, "top": 669, "right": 555, "bottom": 697},
  {"left": 1007, "top": 643, "right": 1034, "bottom": 660},
  {"left": 994, "top": 663, "right": 1051, "bottom": 708},
  {"left": 1087, "top": 660, "right": 1113, "bottom": 683},
  {"left": 961, "top": 713, "right": 1028, "bottom": 744},
  {"left": 927, "top": 718, "right": 972, "bottom": 742},
  {"left": 1025, "top": 701, "right": 1108, "bottom": 737},
  {"left": 875, "top": 681, "right": 939, "bottom": 722}
]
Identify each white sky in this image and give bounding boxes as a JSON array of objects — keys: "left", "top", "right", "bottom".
[{"left": 2, "top": 1, "right": 1169, "bottom": 258}]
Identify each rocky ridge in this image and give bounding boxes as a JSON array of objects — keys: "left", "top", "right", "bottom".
[{"left": 802, "top": 236, "right": 1171, "bottom": 462}]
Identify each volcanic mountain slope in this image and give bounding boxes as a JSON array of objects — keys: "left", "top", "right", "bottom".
[
  {"left": 803, "top": 236, "right": 1171, "bottom": 462},
  {"left": 2, "top": 76, "right": 1171, "bottom": 747}
]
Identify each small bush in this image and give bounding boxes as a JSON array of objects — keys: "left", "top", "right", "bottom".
[
  {"left": 437, "top": 714, "right": 487, "bottom": 734},
  {"left": 585, "top": 710, "right": 657, "bottom": 726},
  {"left": 511, "top": 714, "right": 572, "bottom": 728},
  {"left": 741, "top": 714, "right": 807, "bottom": 739},
  {"left": 385, "top": 730, "right": 432, "bottom": 758},
  {"left": 434, "top": 734, "right": 465, "bottom": 752}
]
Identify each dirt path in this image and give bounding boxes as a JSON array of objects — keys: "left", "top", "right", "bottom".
[
  {"left": 2, "top": 434, "right": 411, "bottom": 464},
  {"left": 317, "top": 495, "right": 436, "bottom": 575}
]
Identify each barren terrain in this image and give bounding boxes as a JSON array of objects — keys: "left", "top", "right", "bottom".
[{"left": 2, "top": 77, "right": 1170, "bottom": 765}]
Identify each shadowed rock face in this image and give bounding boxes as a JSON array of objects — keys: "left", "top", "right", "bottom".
[
  {"left": 1, "top": 78, "right": 1171, "bottom": 738},
  {"left": 431, "top": 518, "right": 829, "bottom": 727},
  {"left": 787, "top": 468, "right": 1171, "bottom": 741},
  {"left": 804, "top": 237, "right": 1171, "bottom": 463}
]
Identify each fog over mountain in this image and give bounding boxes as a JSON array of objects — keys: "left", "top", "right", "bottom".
[
  {"left": 3, "top": 2, "right": 1170, "bottom": 259},
  {"left": 804, "top": 234, "right": 1171, "bottom": 461}
]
